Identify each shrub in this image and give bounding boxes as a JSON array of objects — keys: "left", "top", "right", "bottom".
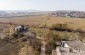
[
  {"left": 12, "top": 32, "right": 24, "bottom": 39},
  {"left": 52, "top": 23, "right": 68, "bottom": 29},
  {"left": 45, "top": 31, "right": 58, "bottom": 55},
  {"left": 51, "top": 23, "right": 71, "bottom": 32}
]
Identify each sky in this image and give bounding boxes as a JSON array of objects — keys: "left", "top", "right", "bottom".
[{"left": 0, "top": 0, "right": 85, "bottom": 11}]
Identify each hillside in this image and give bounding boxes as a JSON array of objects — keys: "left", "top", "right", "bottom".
[{"left": 0, "top": 15, "right": 85, "bottom": 55}]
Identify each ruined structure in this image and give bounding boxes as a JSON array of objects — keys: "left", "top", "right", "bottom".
[
  {"left": 41, "top": 41, "right": 46, "bottom": 55},
  {"left": 52, "top": 41, "right": 85, "bottom": 55}
]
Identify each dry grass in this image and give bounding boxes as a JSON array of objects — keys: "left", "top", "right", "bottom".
[
  {"left": 0, "top": 15, "right": 85, "bottom": 55},
  {"left": 0, "top": 16, "right": 85, "bottom": 30}
]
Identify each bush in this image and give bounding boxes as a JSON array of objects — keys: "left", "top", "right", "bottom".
[
  {"left": 51, "top": 23, "right": 71, "bottom": 32},
  {"left": 52, "top": 23, "right": 68, "bottom": 29},
  {"left": 45, "top": 31, "right": 58, "bottom": 55},
  {"left": 12, "top": 32, "right": 24, "bottom": 39}
]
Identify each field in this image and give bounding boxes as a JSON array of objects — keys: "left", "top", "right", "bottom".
[
  {"left": 0, "top": 15, "right": 85, "bottom": 30},
  {"left": 0, "top": 15, "right": 85, "bottom": 55}
]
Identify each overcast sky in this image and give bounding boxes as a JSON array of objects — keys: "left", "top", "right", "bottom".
[{"left": 0, "top": 0, "right": 85, "bottom": 11}]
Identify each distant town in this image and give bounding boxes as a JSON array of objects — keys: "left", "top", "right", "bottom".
[
  {"left": 51, "top": 10, "right": 85, "bottom": 18},
  {"left": 0, "top": 10, "right": 85, "bottom": 18}
]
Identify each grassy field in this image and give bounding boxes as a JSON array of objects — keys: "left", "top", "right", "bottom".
[
  {"left": 0, "top": 15, "right": 85, "bottom": 55},
  {"left": 0, "top": 16, "right": 85, "bottom": 30}
]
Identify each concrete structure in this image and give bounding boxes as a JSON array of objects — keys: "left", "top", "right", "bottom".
[
  {"left": 52, "top": 50, "right": 56, "bottom": 55},
  {"left": 41, "top": 41, "right": 46, "bottom": 55},
  {"left": 52, "top": 40, "right": 85, "bottom": 55},
  {"left": 56, "top": 47, "right": 61, "bottom": 55}
]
